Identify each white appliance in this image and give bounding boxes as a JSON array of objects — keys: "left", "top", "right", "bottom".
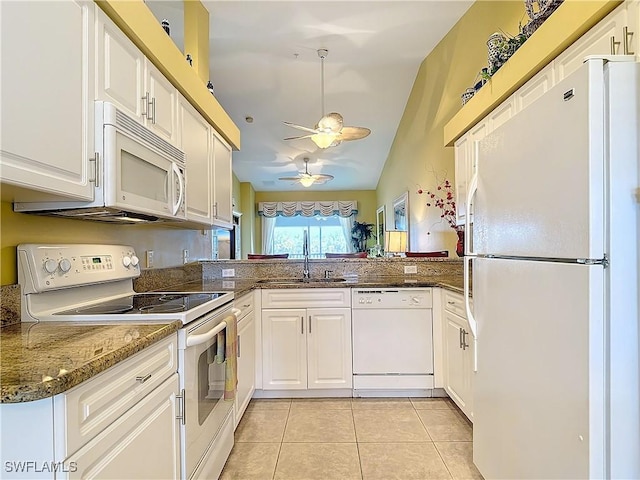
[
  {"left": 352, "top": 288, "right": 434, "bottom": 394},
  {"left": 465, "top": 57, "right": 639, "bottom": 479},
  {"left": 17, "top": 244, "right": 238, "bottom": 480},
  {"left": 14, "top": 102, "right": 186, "bottom": 223}
]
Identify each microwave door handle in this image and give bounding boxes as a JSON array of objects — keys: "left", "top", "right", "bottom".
[{"left": 171, "top": 163, "right": 184, "bottom": 216}]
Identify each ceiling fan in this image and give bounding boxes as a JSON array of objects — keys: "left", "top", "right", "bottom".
[
  {"left": 284, "top": 49, "right": 371, "bottom": 149},
  {"left": 278, "top": 158, "right": 334, "bottom": 187}
]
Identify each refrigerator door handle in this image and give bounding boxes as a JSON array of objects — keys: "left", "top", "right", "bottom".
[
  {"left": 465, "top": 153, "right": 478, "bottom": 256},
  {"left": 464, "top": 255, "right": 478, "bottom": 372}
]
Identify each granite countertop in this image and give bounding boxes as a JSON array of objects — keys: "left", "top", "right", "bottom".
[
  {"left": 1, "top": 275, "right": 464, "bottom": 404},
  {"left": 0, "top": 321, "right": 180, "bottom": 404},
  {"left": 170, "top": 275, "right": 465, "bottom": 297}
]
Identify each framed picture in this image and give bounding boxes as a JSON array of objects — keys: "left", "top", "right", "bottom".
[
  {"left": 392, "top": 191, "right": 409, "bottom": 232},
  {"left": 376, "top": 205, "right": 385, "bottom": 250}
]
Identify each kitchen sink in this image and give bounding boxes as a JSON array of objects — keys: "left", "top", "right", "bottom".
[{"left": 256, "top": 277, "right": 347, "bottom": 285}]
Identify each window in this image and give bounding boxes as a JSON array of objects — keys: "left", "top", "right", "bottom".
[{"left": 268, "top": 215, "right": 351, "bottom": 258}]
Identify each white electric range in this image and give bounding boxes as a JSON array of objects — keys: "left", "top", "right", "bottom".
[{"left": 17, "top": 243, "right": 237, "bottom": 480}]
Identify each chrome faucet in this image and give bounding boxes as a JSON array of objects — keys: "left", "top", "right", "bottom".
[{"left": 303, "top": 230, "right": 310, "bottom": 279}]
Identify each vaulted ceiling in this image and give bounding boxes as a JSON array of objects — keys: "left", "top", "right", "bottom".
[{"left": 148, "top": 1, "right": 472, "bottom": 191}]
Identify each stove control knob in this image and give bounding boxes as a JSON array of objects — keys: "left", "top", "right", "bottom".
[
  {"left": 44, "top": 258, "right": 58, "bottom": 274},
  {"left": 122, "top": 256, "right": 132, "bottom": 268},
  {"left": 130, "top": 255, "right": 140, "bottom": 267},
  {"left": 59, "top": 258, "right": 72, "bottom": 273}
]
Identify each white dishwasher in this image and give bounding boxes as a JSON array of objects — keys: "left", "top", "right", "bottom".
[{"left": 352, "top": 288, "right": 434, "bottom": 394}]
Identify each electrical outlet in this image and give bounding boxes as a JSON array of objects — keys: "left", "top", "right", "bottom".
[
  {"left": 182, "top": 249, "right": 189, "bottom": 264},
  {"left": 404, "top": 265, "right": 417, "bottom": 274},
  {"left": 146, "top": 250, "right": 154, "bottom": 269},
  {"left": 222, "top": 268, "right": 235, "bottom": 277}
]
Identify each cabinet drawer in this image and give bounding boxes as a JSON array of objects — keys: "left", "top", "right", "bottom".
[
  {"left": 235, "top": 292, "right": 254, "bottom": 320},
  {"left": 262, "top": 288, "right": 351, "bottom": 308},
  {"left": 55, "top": 335, "right": 177, "bottom": 458},
  {"left": 443, "top": 291, "right": 466, "bottom": 318}
]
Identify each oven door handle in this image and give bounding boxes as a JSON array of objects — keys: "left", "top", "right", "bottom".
[{"left": 186, "top": 320, "right": 227, "bottom": 347}]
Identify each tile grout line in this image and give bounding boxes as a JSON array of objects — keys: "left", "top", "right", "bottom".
[
  {"left": 271, "top": 401, "right": 291, "bottom": 480},
  {"left": 413, "top": 401, "right": 456, "bottom": 480}
]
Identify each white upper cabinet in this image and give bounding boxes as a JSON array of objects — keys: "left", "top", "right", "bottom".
[
  {"left": 95, "top": 8, "right": 144, "bottom": 120},
  {"left": 212, "top": 131, "right": 234, "bottom": 227},
  {"left": 0, "top": 0, "right": 96, "bottom": 201},
  {"left": 96, "top": 9, "right": 178, "bottom": 144},
  {"left": 179, "top": 95, "right": 213, "bottom": 224},
  {"left": 554, "top": 4, "right": 629, "bottom": 82}
]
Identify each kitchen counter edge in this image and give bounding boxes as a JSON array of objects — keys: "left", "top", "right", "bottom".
[{"left": 0, "top": 321, "right": 181, "bottom": 404}]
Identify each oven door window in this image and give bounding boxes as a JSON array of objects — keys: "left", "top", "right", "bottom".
[{"left": 197, "top": 334, "right": 226, "bottom": 425}]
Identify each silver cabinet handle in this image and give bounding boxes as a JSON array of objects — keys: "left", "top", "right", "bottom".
[
  {"left": 237, "top": 335, "right": 241, "bottom": 357},
  {"left": 135, "top": 373, "right": 152, "bottom": 383},
  {"left": 308, "top": 315, "right": 312, "bottom": 334},
  {"left": 151, "top": 97, "right": 156, "bottom": 124},
  {"left": 459, "top": 327, "right": 463, "bottom": 349},
  {"left": 141, "top": 92, "right": 150, "bottom": 117},
  {"left": 611, "top": 36, "right": 621, "bottom": 54},
  {"left": 301, "top": 316, "right": 304, "bottom": 334},
  {"left": 623, "top": 26, "right": 634, "bottom": 55},
  {"left": 447, "top": 301, "right": 455, "bottom": 305},
  {"left": 462, "top": 329, "right": 469, "bottom": 350},
  {"left": 176, "top": 388, "right": 186, "bottom": 425},
  {"left": 90, "top": 152, "right": 100, "bottom": 187}
]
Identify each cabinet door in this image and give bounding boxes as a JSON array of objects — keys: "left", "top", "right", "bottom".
[
  {"left": 262, "top": 309, "right": 307, "bottom": 390},
  {"left": 179, "top": 96, "right": 213, "bottom": 224},
  {"left": 514, "top": 64, "right": 554, "bottom": 112},
  {"left": 486, "top": 97, "right": 515, "bottom": 134},
  {"left": 0, "top": 0, "right": 95, "bottom": 201},
  {"left": 146, "top": 59, "right": 178, "bottom": 144},
  {"left": 554, "top": 4, "right": 628, "bottom": 82},
  {"left": 212, "top": 132, "right": 234, "bottom": 227},
  {"left": 95, "top": 8, "right": 144, "bottom": 121},
  {"left": 235, "top": 310, "right": 256, "bottom": 427},
  {"left": 306, "top": 308, "right": 352, "bottom": 389},
  {"left": 444, "top": 312, "right": 468, "bottom": 411},
  {"left": 64, "top": 374, "right": 180, "bottom": 480}
]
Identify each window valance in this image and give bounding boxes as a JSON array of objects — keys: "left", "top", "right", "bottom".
[{"left": 257, "top": 201, "right": 358, "bottom": 218}]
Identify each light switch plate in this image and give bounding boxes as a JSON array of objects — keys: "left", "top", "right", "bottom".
[
  {"left": 222, "top": 268, "right": 235, "bottom": 277},
  {"left": 404, "top": 265, "right": 417, "bottom": 274}
]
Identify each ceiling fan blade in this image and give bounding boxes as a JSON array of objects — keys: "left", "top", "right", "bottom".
[
  {"left": 283, "top": 122, "right": 319, "bottom": 134},
  {"left": 338, "top": 126, "right": 371, "bottom": 141},
  {"left": 278, "top": 176, "right": 302, "bottom": 181},
  {"left": 311, "top": 174, "right": 334, "bottom": 183},
  {"left": 284, "top": 134, "right": 315, "bottom": 141}
]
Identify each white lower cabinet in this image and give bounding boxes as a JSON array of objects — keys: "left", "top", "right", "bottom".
[
  {"left": 235, "top": 292, "right": 256, "bottom": 428},
  {"left": 0, "top": 336, "right": 179, "bottom": 480},
  {"left": 63, "top": 374, "right": 180, "bottom": 480},
  {"left": 261, "top": 289, "right": 352, "bottom": 391},
  {"left": 442, "top": 291, "right": 474, "bottom": 421}
]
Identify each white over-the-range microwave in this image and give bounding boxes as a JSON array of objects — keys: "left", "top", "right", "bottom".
[{"left": 14, "top": 101, "right": 187, "bottom": 223}]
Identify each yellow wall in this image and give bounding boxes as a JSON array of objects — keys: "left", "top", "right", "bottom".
[
  {"left": 376, "top": 1, "right": 524, "bottom": 254},
  {"left": 252, "top": 190, "right": 377, "bottom": 254},
  {"left": 239, "top": 182, "right": 256, "bottom": 256},
  {"left": 1, "top": 179, "right": 244, "bottom": 285}
]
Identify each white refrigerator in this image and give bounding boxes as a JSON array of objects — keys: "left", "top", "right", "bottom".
[{"left": 465, "top": 57, "right": 639, "bottom": 479}]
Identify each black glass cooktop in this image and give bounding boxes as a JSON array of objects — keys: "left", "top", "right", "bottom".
[{"left": 54, "top": 293, "right": 225, "bottom": 316}]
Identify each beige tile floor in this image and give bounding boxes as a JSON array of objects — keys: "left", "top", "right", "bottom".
[{"left": 220, "top": 397, "right": 483, "bottom": 480}]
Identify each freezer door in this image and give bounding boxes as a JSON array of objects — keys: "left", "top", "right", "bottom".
[
  {"left": 472, "top": 257, "right": 605, "bottom": 479},
  {"left": 474, "top": 59, "right": 605, "bottom": 260}
]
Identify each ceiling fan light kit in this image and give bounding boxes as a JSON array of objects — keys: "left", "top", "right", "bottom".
[
  {"left": 284, "top": 49, "right": 371, "bottom": 149},
  {"left": 278, "top": 158, "right": 334, "bottom": 188}
]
